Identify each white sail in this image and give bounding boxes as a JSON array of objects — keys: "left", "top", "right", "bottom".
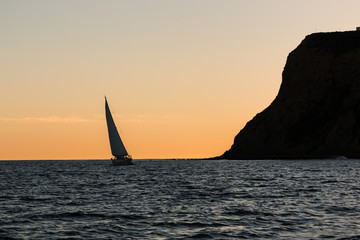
[{"left": 105, "top": 97, "right": 128, "bottom": 157}]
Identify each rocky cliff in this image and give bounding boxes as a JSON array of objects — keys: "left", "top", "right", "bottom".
[{"left": 221, "top": 31, "right": 360, "bottom": 159}]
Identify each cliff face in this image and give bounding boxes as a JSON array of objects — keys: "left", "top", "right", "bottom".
[{"left": 222, "top": 31, "right": 360, "bottom": 159}]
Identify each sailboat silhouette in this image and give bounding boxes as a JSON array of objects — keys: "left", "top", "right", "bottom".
[{"left": 105, "top": 97, "right": 132, "bottom": 165}]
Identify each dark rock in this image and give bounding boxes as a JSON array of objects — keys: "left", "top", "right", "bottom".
[{"left": 220, "top": 31, "right": 360, "bottom": 159}]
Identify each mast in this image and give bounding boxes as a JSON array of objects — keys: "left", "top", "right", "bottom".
[{"left": 105, "top": 97, "right": 129, "bottom": 157}]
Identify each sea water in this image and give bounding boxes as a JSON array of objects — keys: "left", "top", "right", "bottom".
[{"left": 0, "top": 159, "right": 359, "bottom": 239}]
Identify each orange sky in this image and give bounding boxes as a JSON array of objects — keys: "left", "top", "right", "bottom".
[{"left": 1, "top": 1, "right": 360, "bottom": 160}]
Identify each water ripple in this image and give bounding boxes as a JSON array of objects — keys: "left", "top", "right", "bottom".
[{"left": 1, "top": 159, "right": 360, "bottom": 239}]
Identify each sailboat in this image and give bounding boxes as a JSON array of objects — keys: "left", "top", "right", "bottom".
[{"left": 105, "top": 97, "right": 133, "bottom": 165}]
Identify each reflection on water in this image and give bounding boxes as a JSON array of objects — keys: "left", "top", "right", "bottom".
[{"left": 0, "top": 159, "right": 360, "bottom": 239}]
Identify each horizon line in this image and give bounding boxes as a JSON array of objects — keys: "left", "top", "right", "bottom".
[{"left": 0, "top": 158, "right": 209, "bottom": 161}]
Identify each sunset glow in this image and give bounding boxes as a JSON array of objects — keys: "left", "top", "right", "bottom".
[{"left": 1, "top": 0, "right": 360, "bottom": 159}]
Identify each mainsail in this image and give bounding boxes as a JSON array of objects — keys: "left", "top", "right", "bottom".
[{"left": 105, "top": 97, "right": 128, "bottom": 157}]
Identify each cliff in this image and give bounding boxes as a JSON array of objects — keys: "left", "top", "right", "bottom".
[{"left": 221, "top": 31, "right": 360, "bottom": 159}]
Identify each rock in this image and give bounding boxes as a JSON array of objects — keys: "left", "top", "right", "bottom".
[{"left": 220, "top": 31, "right": 360, "bottom": 159}]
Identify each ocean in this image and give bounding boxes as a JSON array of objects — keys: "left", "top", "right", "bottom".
[{"left": 0, "top": 159, "right": 359, "bottom": 239}]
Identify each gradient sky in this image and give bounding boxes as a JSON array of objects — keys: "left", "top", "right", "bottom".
[{"left": 1, "top": 0, "right": 359, "bottom": 160}]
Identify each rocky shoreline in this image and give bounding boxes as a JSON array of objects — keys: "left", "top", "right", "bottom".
[{"left": 219, "top": 31, "right": 360, "bottom": 160}]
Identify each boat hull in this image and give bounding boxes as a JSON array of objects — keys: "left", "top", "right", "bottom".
[{"left": 111, "top": 158, "right": 133, "bottom": 166}]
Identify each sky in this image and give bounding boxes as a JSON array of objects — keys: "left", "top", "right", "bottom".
[{"left": 1, "top": 0, "right": 359, "bottom": 160}]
